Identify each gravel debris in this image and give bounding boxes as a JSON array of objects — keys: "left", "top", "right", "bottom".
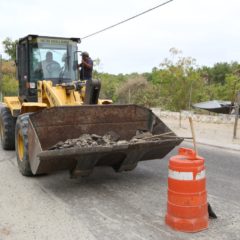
[
  {"left": 47, "top": 130, "right": 179, "bottom": 150},
  {"left": 48, "top": 130, "right": 157, "bottom": 150}
]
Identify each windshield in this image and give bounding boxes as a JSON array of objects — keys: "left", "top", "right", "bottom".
[{"left": 29, "top": 38, "right": 78, "bottom": 85}]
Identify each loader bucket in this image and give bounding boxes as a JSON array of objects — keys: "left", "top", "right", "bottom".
[{"left": 27, "top": 105, "right": 183, "bottom": 176}]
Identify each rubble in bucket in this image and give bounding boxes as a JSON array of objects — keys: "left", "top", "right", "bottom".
[{"left": 48, "top": 130, "right": 174, "bottom": 150}]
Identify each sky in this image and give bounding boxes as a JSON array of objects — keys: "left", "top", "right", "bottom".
[{"left": 0, "top": 0, "right": 240, "bottom": 74}]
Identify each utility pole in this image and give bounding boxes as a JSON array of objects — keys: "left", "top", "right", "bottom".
[
  {"left": 0, "top": 54, "right": 2, "bottom": 102},
  {"left": 233, "top": 91, "right": 240, "bottom": 139}
]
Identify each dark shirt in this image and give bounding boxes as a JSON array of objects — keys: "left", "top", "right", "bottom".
[{"left": 80, "top": 58, "right": 93, "bottom": 80}]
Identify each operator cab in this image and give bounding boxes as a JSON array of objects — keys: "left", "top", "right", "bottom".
[{"left": 16, "top": 35, "right": 81, "bottom": 102}]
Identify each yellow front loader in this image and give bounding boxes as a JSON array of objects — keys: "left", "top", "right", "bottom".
[{"left": 0, "top": 35, "right": 183, "bottom": 177}]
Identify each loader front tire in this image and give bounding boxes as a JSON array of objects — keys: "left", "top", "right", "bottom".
[
  {"left": 15, "top": 113, "right": 33, "bottom": 176},
  {"left": 0, "top": 107, "right": 16, "bottom": 150}
]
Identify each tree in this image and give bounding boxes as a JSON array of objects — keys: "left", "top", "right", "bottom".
[
  {"left": 2, "top": 38, "right": 18, "bottom": 61},
  {"left": 200, "top": 62, "right": 232, "bottom": 85},
  {"left": 132, "top": 83, "right": 162, "bottom": 107},
  {"left": 98, "top": 72, "right": 126, "bottom": 102},
  {"left": 117, "top": 76, "right": 148, "bottom": 104},
  {"left": 150, "top": 48, "right": 205, "bottom": 111},
  {"left": 221, "top": 73, "right": 240, "bottom": 102}
]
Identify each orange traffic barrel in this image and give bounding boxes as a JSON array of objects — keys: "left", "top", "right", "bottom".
[{"left": 165, "top": 147, "right": 208, "bottom": 232}]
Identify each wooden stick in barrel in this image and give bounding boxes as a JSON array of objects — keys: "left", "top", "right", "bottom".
[{"left": 188, "top": 117, "right": 198, "bottom": 155}]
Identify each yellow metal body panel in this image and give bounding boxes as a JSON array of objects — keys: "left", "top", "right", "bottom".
[
  {"left": 4, "top": 79, "right": 112, "bottom": 118},
  {"left": 4, "top": 96, "right": 48, "bottom": 117},
  {"left": 38, "top": 81, "right": 84, "bottom": 107},
  {"left": 21, "top": 102, "right": 48, "bottom": 114},
  {"left": 4, "top": 97, "right": 21, "bottom": 117}
]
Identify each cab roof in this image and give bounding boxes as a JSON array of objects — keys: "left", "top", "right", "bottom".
[{"left": 19, "top": 34, "right": 81, "bottom": 44}]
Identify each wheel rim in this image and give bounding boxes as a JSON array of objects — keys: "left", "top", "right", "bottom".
[{"left": 17, "top": 131, "right": 24, "bottom": 161}]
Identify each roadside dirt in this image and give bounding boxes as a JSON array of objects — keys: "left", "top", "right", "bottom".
[{"left": 162, "top": 117, "right": 240, "bottom": 150}]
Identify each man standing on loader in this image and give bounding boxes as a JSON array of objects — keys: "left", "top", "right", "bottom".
[{"left": 78, "top": 52, "right": 93, "bottom": 80}]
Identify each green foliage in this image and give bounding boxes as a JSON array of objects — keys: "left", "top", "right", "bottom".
[
  {"left": 200, "top": 62, "right": 239, "bottom": 85},
  {"left": 220, "top": 74, "right": 240, "bottom": 101},
  {"left": 0, "top": 60, "right": 18, "bottom": 98},
  {"left": 1, "top": 37, "right": 239, "bottom": 110},
  {"left": 95, "top": 48, "right": 240, "bottom": 111},
  {"left": 117, "top": 76, "right": 147, "bottom": 104},
  {"left": 197, "top": 63, "right": 240, "bottom": 102},
  {"left": 98, "top": 72, "right": 127, "bottom": 102},
  {"left": 1, "top": 60, "right": 16, "bottom": 75},
  {"left": 1, "top": 75, "right": 18, "bottom": 96},
  {"left": 2, "top": 38, "right": 18, "bottom": 61},
  {"left": 150, "top": 48, "right": 204, "bottom": 111},
  {"left": 132, "top": 83, "right": 162, "bottom": 107}
]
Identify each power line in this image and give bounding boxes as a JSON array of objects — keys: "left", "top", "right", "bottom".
[{"left": 81, "top": 0, "right": 174, "bottom": 40}]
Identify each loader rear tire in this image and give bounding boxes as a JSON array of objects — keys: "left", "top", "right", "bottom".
[
  {"left": 15, "top": 113, "right": 33, "bottom": 176},
  {"left": 0, "top": 107, "right": 16, "bottom": 150}
]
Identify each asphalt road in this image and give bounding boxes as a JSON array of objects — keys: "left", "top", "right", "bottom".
[{"left": 0, "top": 142, "right": 239, "bottom": 240}]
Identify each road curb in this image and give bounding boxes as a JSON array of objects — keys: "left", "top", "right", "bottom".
[{"left": 184, "top": 139, "right": 240, "bottom": 152}]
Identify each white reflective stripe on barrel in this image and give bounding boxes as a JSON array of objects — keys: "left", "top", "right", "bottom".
[
  {"left": 169, "top": 169, "right": 206, "bottom": 180},
  {"left": 196, "top": 170, "right": 206, "bottom": 180},
  {"left": 169, "top": 170, "right": 193, "bottom": 180}
]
